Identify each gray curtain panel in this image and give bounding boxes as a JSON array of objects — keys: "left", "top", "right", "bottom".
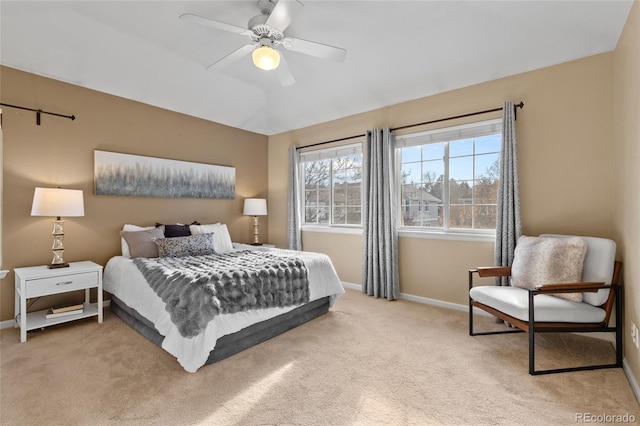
[
  {"left": 494, "top": 100, "right": 522, "bottom": 285},
  {"left": 287, "top": 146, "right": 302, "bottom": 250},
  {"left": 362, "top": 128, "right": 399, "bottom": 300}
]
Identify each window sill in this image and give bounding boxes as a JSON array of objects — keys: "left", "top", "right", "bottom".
[
  {"left": 398, "top": 229, "right": 495, "bottom": 243},
  {"left": 300, "top": 226, "right": 494, "bottom": 242},
  {"left": 301, "top": 225, "right": 363, "bottom": 235}
]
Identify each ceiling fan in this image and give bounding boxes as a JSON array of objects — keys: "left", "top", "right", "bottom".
[{"left": 180, "top": 0, "right": 347, "bottom": 86}]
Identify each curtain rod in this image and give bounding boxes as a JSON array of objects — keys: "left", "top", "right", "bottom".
[
  {"left": 296, "top": 101, "right": 524, "bottom": 151},
  {"left": 0, "top": 102, "right": 76, "bottom": 125}
]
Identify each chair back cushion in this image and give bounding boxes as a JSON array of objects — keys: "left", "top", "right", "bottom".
[{"left": 539, "top": 234, "right": 616, "bottom": 306}]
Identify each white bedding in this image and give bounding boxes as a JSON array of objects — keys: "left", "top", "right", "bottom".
[{"left": 103, "top": 247, "right": 344, "bottom": 372}]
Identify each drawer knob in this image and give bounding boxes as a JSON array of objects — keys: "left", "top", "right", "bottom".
[{"left": 56, "top": 281, "right": 74, "bottom": 286}]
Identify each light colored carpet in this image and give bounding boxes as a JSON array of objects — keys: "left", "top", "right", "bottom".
[{"left": 1, "top": 289, "right": 638, "bottom": 425}]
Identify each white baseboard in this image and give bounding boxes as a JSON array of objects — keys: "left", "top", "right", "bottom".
[
  {"left": 0, "top": 300, "right": 112, "bottom": 330},
  {"left": 341, "top": 281, "right": 362, "bottom": 291},
  {"left": 623, "top": 359, "right": 640, "bottom": 405}
]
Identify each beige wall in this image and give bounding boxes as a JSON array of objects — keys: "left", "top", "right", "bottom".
[
  {"left": 269, "top": 53, "right": 615, "bottom": 306},
  {"left": 613, "top": 0, "right": 640, "bottom": 392},
  {"left": 0, "top": 66, "right": 268, "bottom": 321}
]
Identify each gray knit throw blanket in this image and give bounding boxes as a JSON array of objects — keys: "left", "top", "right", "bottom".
[{"left": 133, "top": 250, "right": 310, "bottom": 338}]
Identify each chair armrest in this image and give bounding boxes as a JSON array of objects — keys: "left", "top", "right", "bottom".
[
  {"left": 474, "top": 266, "right": 512, "bottom": 278},
  {"left": 469, "top": 266, "right": 512, "bottom": 291},
  {"left": 532, "top": 282, "right": 606, "bottom": 295}
]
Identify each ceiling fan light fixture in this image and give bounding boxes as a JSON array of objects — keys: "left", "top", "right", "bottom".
[{"left": 252, "top": 45, "right": 280, "bottom": 71}]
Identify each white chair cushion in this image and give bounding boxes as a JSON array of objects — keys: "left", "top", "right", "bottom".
[
  {"left": 539, "top": 234, "right": 615, "bottom": 306},
  {"left": 470, "top": 286, "right": 606, "bottom": 323}
]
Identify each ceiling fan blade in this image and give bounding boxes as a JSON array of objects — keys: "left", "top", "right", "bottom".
[
  {"left": 282, "top": 37, "right": 346, "bottom": 62},
  {"left": 206, "top": 44, "right": 257, "bottom": 71},
  {"left": 275, "top": 54, "right": 296, "bottom": 87},
  {"left": 180, "top": 13, "right": 252, "bottom": 36},
  {"left": 266, "top": 0, "right": 304, "bottom": 32}
]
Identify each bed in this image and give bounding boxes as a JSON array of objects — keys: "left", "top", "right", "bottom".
[{"left": 103, "top": 223, "right": 344, "bottom": 373}]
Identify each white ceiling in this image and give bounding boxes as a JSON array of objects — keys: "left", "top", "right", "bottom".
[{"left": 0, "top": 1, "right": 633, "bottom": 136}]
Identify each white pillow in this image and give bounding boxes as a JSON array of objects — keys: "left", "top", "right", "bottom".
[
  {"left": 121, "top": 224, "right": 155, "bottom": 257},
  {"left": 190, "top": 223, "right": 234, "bottom": 253}
]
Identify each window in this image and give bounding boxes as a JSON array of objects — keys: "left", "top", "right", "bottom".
[
  {"left": 300, "top": 144, "right": 363, "bottom": 226},
  {"left": 396, "top": 119, "right": 502, "bottom": 233}
]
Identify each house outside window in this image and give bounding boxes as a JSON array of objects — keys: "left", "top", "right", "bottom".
[
  {"left": 396, "top": 119, "right": 502, "bottom": 234},
  {"left": 300, "top": 143, "right": 363, "bottom": 227}
]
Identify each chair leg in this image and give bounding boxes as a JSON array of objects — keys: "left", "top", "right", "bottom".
[
  {"left": 529, "top": 292, "right": 536, "bottom": 374},
  {"left": 469, "top": 300, "right": 474, "bottom": 336},
  {"left": 615, "top": 285, "right": 623, "bottom": 368}
]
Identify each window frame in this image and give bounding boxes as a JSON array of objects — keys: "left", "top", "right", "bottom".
[
  {"left": 395, "top": 118, "right": 502, "bottom": 238},
  {"left": 299, "top": 142, "right": 364, "bottom": 229}
]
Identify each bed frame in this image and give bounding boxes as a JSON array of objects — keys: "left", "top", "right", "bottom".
[{"left": 110, "top": 295, "right": 331, "bottom": 365}]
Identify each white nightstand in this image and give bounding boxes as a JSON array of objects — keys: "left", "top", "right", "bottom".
[{"left": 14, "top": 261, "right": 103, "bottom": 343}]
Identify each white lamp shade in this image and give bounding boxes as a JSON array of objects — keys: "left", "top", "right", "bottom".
[
  {"left": 252, "top": 46, "right": 280, "bottom": 71},
  {"left": 31, "top": 187, "right": 85, "bottom": 217},
  {"left": 243, "top": 198, "right": 267, "bottom": 216}
]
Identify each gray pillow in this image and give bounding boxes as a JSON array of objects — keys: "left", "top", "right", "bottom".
[
  {"left": 120, "top": 226, "right": 165, "bottom": 258},
  {"left": 155, "top": 233, "right": 216, "bottom": 258},
  {"left": 511, "top": 235, "right": 587, "bottom": 302}
]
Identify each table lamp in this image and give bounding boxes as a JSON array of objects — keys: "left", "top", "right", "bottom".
[
  {"left": 31, "top": 187, "right": 84, "bottom": 268},
  {"left": 243, "top": 198, "right": 267, "bottom": 245}
]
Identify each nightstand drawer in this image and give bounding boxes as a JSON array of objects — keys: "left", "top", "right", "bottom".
[{"left": 25, "top": 271, "right": 99, "bottom": 298}]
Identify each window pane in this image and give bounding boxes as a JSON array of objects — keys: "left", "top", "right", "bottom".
[
  {"left": 475, "top": 153, "right": 500, "bottom": 179},
  {"left": 423, "top": 181, "right": 443, "bottom": 204},
  {"left": 347, "top": 183, "right": 361, "bottom": 204},
  {"left": 347, "top": 206, "right": 361, "bottom": 224},
  {"left": 449, "top": 205, "right": 473, "bottom": 229},
  {"left": 474, "top": 205, "right": 497, "bottom": 229},
  {"left": 421, "top": 160, "right": 444, "bottom": 183},
  {"left": 401, "top": 183, "right": 443, "bottom": 228},
  {"left": 474, "top": 178, "right": 498, "bottom": 203},
  {"left": 422, "top": 143, "right": 444, "bottom": 161},
  {"left": 450, "top": 138, "right": 473, "bottom": 157},
  {"left": 475, "top": 135, "right": 501, "bottom": 154},
  {"left": 449, "top": 156, "right": 473, "bottom": 180},
  {"left": 304, "top": 189, "right": 317, "bottom": 204},
  {"left": 401, "top": 162, "right": 422, "bottom": 184},
  {"left": 305, "top": 160, "right": 329, "bottom": 187},
  {"left": 449, "top": 180, "right": 473, "bottom": 204},
  {"left": 401, "top": 146, "right": 421, "bottom": 163}
]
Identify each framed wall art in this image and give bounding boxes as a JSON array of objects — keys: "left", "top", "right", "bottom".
[{"left": 94, "top": 150, "right": 235, "bottom": 199}]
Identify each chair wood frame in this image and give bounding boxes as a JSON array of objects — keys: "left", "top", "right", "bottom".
[{"left": 469, "top": 261, "right": 623, "bottom": 375}]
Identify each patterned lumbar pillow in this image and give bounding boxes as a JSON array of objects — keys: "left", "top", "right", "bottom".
[
  {"left": 155, "top": 233, "right": 216, "bottom": 258},
  {"left": 511, "top": 235, "right": 588, "bottom": 302}
]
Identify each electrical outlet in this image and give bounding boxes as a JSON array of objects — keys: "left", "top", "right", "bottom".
[{"left": 632, "top": 322, "right": 639, "bottom": 349}]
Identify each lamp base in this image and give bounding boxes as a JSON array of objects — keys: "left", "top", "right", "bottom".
[
  {"left": 48, "top": 263, "right": 69, "bottom": 269},
  {"left": 250, "top": 243, "right": 263, "bottom": 246}
]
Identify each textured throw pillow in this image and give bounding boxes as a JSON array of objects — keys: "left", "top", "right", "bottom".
[
  {"left": 190, "top": 223, "right": 234, "bottom": 253},
  {"left": 120, "top": 226, "right": 165, "bottom": 258},
  {"left": 155, "top": 233, "right": 216, "bottom": 258},
  {"left": 511, "top": 236, "right": 588, "bottom": 302}
]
